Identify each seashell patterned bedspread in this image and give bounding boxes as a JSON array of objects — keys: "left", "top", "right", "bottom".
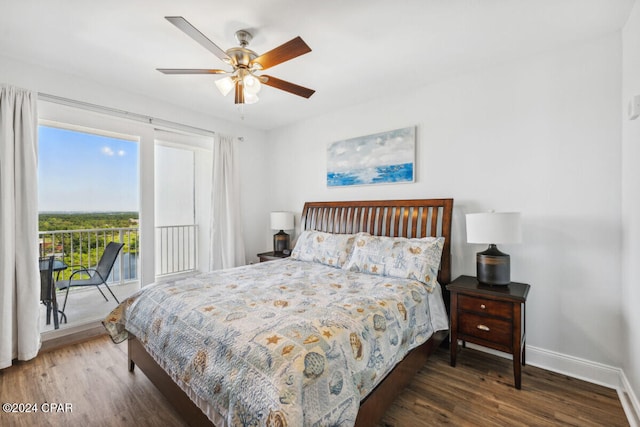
[{"left": 103, "top": 258, "right": 447, "bottom": 427}]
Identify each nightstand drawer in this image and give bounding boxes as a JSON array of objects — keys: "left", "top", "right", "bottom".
[
  {"left": 458, "top": 312, "right": 512, "bottom": 347},
  {"left": 458, "top": 294, "right": 512, "bottom": 318}
]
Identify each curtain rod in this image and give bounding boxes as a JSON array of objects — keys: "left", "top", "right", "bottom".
[{"left": 37, "top": 92, "right": 224, "bottom": 138}]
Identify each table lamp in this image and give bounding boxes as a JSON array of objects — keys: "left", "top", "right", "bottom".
[
  {"left": 466, "top": 212, "right": 522, "bottom": 286},
  {"left": 270, "top": 211, "right": 294, "bottom": 254}
]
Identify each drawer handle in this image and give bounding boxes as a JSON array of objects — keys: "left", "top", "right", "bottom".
[
  {"left": 477, "top": 324, "right": 490, "bottom": 332},
  {"left": 480, "top": 304, "right": 486, "bottom": 309}
]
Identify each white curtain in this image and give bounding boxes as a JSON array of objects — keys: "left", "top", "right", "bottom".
[
  {"left": 0, "top": 85, "right": 40, "bottom": 369},
  {"left": 209, "top": 134, "right": 246, "bottom": 270}
]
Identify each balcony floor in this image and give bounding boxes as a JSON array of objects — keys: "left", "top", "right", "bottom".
[{"left": 39, "top": 281, "right": 140, "bottom": 333}]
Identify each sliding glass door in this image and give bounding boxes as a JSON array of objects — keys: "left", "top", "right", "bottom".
[{"left": 154, "top": 132, "right": 213, "bottom": 277}]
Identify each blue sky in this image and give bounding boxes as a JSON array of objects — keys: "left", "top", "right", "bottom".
[{"left": 38, "top": 125, "right": 139, "bottom": 212}]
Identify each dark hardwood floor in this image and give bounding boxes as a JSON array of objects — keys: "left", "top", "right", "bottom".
[
  {"left": 0, "top": 335, "right": 188, "bottom": 427},
  {"left": 378, "top": 346, "right": 629, "bottom": 427},
  {"left": 0, "top": 336, "right": 629, "bottom": 426}
]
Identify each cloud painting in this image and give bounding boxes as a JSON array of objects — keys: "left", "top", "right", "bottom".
[{"left": 327, "top": 127, "right": 415, "bottom": 187}]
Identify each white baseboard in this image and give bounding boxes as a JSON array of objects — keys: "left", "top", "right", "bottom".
[
  {"left": 618, "top": 370, "right": 640, "bottom": 427},
  {"left": 465, "top": 343, "right": 640, "bottom": 427},
  {"left": 526, "top": 345, "right": 622, "bottom": 388}
]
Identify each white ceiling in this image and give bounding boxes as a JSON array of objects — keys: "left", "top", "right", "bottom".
[{"left": 0, "top": 0, "right": 634, "bottom": 130}]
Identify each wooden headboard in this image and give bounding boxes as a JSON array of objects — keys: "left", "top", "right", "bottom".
[{"left": 301, "top": 199, "right": 453, "bottom": 285}]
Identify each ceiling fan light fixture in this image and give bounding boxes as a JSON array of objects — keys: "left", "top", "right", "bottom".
[
  {"left": 243, "top": 73, "right": 262, "bottom": 95},
  {"left": 215, "top": 76, "right": 235, "bottom": 96},
  {"left": 244, "top": 92, "right": 259, "bottom": 104}
]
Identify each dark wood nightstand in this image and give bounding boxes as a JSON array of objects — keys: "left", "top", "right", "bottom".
[
  {"left": 257, "top": 251, "right": 290, "bottom": 262},
  {"left": 447, "top": 275, "right": 530, "bottom": 389}
]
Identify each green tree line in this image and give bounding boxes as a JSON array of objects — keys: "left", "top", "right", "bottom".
[{"left": 39, "top": 212, "right": 138, "bottom": 231}]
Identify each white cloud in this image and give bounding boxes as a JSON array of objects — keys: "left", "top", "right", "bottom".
[
  {"left": 327, "top": 127, "right": 415, "bottom": 172},
  {"left": 117, "top": 150, "right": 126, "bottom": 156},
  {"left": 101, "top": 146, "right": 114, "bottom": 156}
]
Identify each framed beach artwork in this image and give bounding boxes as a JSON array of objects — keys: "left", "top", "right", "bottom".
[{"left": 327, "top": 126, "right": 415, "bottom": 187}]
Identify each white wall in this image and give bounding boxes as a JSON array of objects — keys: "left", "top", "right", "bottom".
[
  {"left": 622, "top": 0, "right": 640, "bottom": 412},
  {"left": 267, "top": 34, "right": 623, "bottom": 368},
  {"left": 1, "top": 55, "right": 271, "bottom": 276}
]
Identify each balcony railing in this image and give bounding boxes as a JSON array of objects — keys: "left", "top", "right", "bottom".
[
  {"left": 38, "top": 227, "right": 139, "bottom": 283},
  {"left": 38, "top": 224, "right": 198, "bottom": 282},
  {"left": 155, "top": 225, "right": 198, "bottom": 276}
]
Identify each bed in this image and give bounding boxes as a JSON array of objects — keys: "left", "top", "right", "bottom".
[{"left": 104, "top": 198, "right": 453, "bottom": 426}]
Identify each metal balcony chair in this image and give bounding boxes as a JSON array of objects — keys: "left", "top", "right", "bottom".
[
  {"left": 57, "top": 242, "right": 124, "bottom": 318},
  {"left": 39, "top": 255, "right": 66, "bottom": 329}
]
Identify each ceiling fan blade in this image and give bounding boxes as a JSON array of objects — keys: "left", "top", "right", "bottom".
[
  {"left": 261, "top": 75, "right": 315, "bottom": 98},
  {"left": 250, "top": 37, "right": 311, "bottom": 70},
  {"left": 234, "top": 80, "right": 245, "bottom": 104},
  {"left": 165, "top": 16, "right": 230, "bottom": 62},
  {"left": 157, "top": 68, "right": 228, "bottom": 74}
]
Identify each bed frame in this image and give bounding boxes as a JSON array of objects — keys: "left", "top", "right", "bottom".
[{"left": 128, "top": 198, "right": 453, "bottom": 426}]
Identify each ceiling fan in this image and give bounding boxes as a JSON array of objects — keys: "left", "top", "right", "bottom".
[{"left": 157, "top": 16, "right": 315, "bottom": 105}]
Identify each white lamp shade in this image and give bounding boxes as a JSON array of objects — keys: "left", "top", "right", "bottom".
[
  {"left": 270, "top": 212, "right": 294, "bottom": 230},
  {"left": 215, "top": 77, "right": 235, "bottom": 96},
  {"left": 243, "top": 74, "right": 262, "bottom": 95},
  {"left": 244, "top": 92, "right": 259, "bottom": 104},
  {"left": 466, "top": 212, "right": 522, "bottom": 244}
]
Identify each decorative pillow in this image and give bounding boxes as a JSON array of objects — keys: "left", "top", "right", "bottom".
[
  {"left": 291, "top": 230, "right": 363, "bottom": 268},
  {"left": 342, "top": 234, "right": 445, "bottom": 292}
]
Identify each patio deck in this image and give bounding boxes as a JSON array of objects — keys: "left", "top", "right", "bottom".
[{"left": 39, "top": 281, "right": 140, "bottom": 334}]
